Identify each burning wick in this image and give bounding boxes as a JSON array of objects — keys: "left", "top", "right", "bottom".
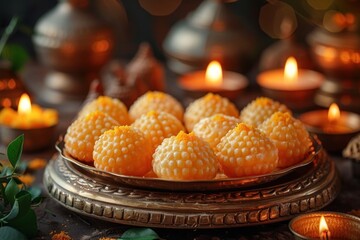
[
  {"left": 205, "top": 60, "right": 223, "bottom": 88},
  {"left": 328, "top": 103, "right": 340, "bottom": 124},
  {"left": 322, "top": 103, "right": 352, "bottom": 133},
  {"left": 319, "top": 215, "right": 331, "bottom": 240},
  {"left": 283, "top": 56, "right": 298, "bottom": 83},
  {"left": 18, "top": 93, "right": 32, "bottom": 115}
]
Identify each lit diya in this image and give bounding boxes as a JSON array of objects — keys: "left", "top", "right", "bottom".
[
  {"left": 289, "top": 211, "right": 360, "bottom": 240},
  {"left": 299, "top": 103, "right": 360, "bottom": 152},
  {"left": 257, "top": 56, "right": 324, "bottom": 111},
  {"left": 0, "top": 93, "right": 58, "bottom": 151},
  {"left": 178, "top": 60, "right": 248, "bottom": 100}
]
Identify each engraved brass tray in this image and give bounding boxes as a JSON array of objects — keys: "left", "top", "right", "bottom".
[
  {"left": 54, "top": 137, "right": 320, "bottom": 191},
  {"left": 44, "top": 144, "right": 341, "bottom": 228}
]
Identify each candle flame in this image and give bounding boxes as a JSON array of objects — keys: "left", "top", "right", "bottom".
[
  {"left": 284, "top": 57, "right": 298, "bottom": 83},
  {"left": 205, "top": 60, "right": 223, "bottom": 87},
  {"left": 319, "top": 215, "right": 330, "bottom": 240},
  {"left": 328, "top": 103, "right": 340, "bottom": 123},
  {"left": 18, "top": 93, "right": 32, "bottom": 115}
]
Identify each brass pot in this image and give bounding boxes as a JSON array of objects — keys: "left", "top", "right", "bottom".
[
  {"left": 163, "top": 0, "right": 255, "bottom": 74},
  {"left": 33, "top": 0, "right": 114, "bottom": 104},
  {"left": 307, "top": 28, "right": 360, "bottom": 113}
]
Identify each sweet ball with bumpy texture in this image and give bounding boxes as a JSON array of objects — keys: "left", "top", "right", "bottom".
[
  {"left": 240, "top": 97, "right": 291, "bottom": 127},
  {"left": 192, "top": 114, "right": 240, "bottom": 151},
  {"left": 64, "top": 111, "right": 119, "bottom": 163},
  {"left": 184, "top": 93, "right": 239, "bottom": 132},
  {"left": 93, "top": 126, "right": 153, "bottom": 176},
  {"left": 216, "top": 123, "right": 278, "bottom": 178},
  {"left": 153, "top": 131, "right": 218, "bottom": 180},
  {"left": 129, "top": 91, "right": 184, "bottom": 122},
  {"left": 259, "top": 112, "right": 313, "bottom": 168},
  {"left": 78, "top": 96, "right": 131, "bottom": 125},
  {"left": 132, "top": 110, "right": 185, "bottom": 153}
]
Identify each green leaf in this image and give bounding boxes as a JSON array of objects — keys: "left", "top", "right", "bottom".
[
  {"left": 0, "top": 166, "right": 12, "bottom": 178},
  {"left": 4, "top": 178, "right": 20, "bottom": 205},
  {"left": 0, "top": 16, "right": 19, "bottom": 56},
  {"left": 2, "top": 191, "right": 31, "bottom": 222},
  {"left": 28, "top": 187, "right": 42, "bottom": 204},
  {"left": 12, "top": 177, "right": 24, "bottom": 186},
  {"left": 7, "top": 135, "right": 24, "bottom": 170},
  {"left": 0, "top": 182, "right": 6, "bottom": 207},
  {"left": 0, "top": 226, "right": 28, "bottom": 240},
  {"left": 8, "top": 208, "right": 37, "bottom": 238},
  {"left": 1, "top": 44, "right": 29, "bottom": 72},
  {"left": 15, "top": 162, "right": 27, "bottom": 175},
  {"left": 119, "top": 228, "right": 160, "bottom": 240},
  {"left": 2, "top": 200, "right": 19, "bottom": 222}
]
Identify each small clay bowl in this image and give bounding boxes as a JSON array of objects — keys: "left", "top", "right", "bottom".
[
  {"left": 289, "top": 211, "right": 360, "bottom": 240},
  {"left": 0, "top": 124, "right": 57, "bottom": 152},
  {"left": 299, "top": 110, "right": 360, "bottom": 153}
]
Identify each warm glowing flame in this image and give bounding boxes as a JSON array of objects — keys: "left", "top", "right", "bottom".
[
  {"left": 328, "top": 103, "right": 340, "bottom": 123},
  {"left": 18, "top": 93, "right": 32, "bottom": 115},
  {"left": 205, "top": 60, "right": 223, "bottom": 87},
  {"left": 319, "top": 215, "right": 330, "bottom": 240},
  {"left": 284, "top": 57, "right": 298, "bottom": 83}
]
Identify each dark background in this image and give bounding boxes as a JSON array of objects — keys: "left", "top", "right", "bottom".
[{"left": 0, "top": 0, "right": 314, "bottom": 73}]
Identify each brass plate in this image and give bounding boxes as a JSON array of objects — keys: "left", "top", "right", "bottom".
[
  {"left": 55, "top": 136, "right": 320, "bottom": 191},
  {"left": 43, "top": 148, "right": 340, "bottom": 229}
]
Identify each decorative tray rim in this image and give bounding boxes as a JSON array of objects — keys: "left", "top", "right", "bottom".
[{"left": 55, "top": 135, "right": 321, "bottom": 191}]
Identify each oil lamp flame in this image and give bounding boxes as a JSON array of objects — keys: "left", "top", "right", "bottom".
[
  {"left": 284, "top": 57, "right": 298, "bottom": 83},
  {"left": 18, "top": 93, "right": 32, "bottom": 115},
  {"left": 205, "top": 60, "right": 223, "bottom": 87},
  {"left": 328, "top": 103, "right": 340, "bottom": 123},
  {"left": 319, "top": 215, "right": 330, "bottom": 240}
]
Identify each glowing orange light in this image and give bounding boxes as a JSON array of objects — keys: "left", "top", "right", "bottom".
[
  {"left": 333, "top": 12, "right": 346, "bottom": 27},
  {"left": 328, "top": 103, "right": 340, "bottom": 123},
  {"left": 18, "top": 93, "right": 32, "bottom": 115},
  {"left": 7, "top": 79, "right": 16, "bottom": 89},
  {"left": 345, "top": 13, "right": 355, "bottom": 26},
  {"left": 0, "top": 81, "right": 5, "bottom": 90},
  {"left": 284, "top": 57, "right": 298, "bottom": 83},
  {"left": 2, "top": 98, "right": 11, "bottom": 108},
  {"left": 319, "top": 215, "right": 330, "bottom": 240},
  {"left": 92, "top": 40, "right": 109, "bottom": 52},
  {"left": 205, "top": 60, "right": 223, "bottom": 87},
  {"left": 316, "top": 46, "right": 336, "bottom": 62}
]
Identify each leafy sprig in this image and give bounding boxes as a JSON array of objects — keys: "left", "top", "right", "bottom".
[
  {"left": 0, "top": 16, "right": 19, "bottom": 56},
  {"left": 118, "top": 228, "right": 161, "bottom": 240},
  {"left": 0, "top": 16, "right": 29, "bottom": 72},
  {"left": 0, "top": 135, "right": 41, "bottom": 240}
]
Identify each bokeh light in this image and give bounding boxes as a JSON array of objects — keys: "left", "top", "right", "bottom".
[
  {"left": 323, "top": 10, "right": 345, "bottom": 32},
  {"left": 259, "top": 2, "right": 297, "bottom": 39}
]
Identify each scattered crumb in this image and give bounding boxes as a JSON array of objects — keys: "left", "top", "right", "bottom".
[
  {"left": 18, "top": 174, "right": 35, "bottom": 186},
  {"left": 28, "top": 158, "right": 47, "bottom": 170},
  {"left": 51, "top": 231, "right": 72, "bottom": 240}
]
